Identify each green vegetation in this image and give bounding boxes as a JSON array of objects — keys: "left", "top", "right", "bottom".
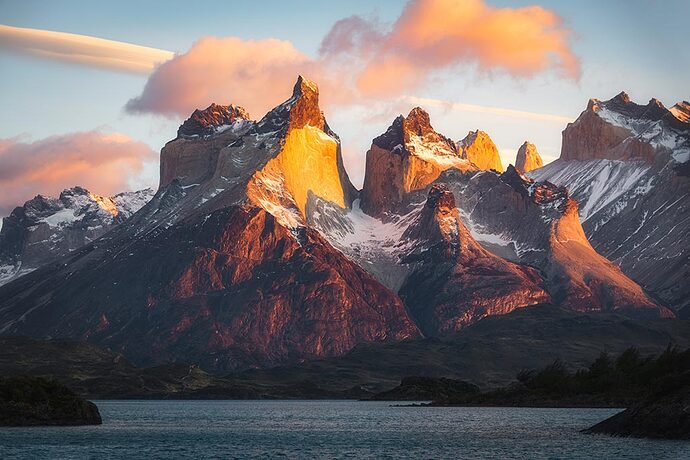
[{"left": 424, "top": 345, "right": 690, "bottom": 407}]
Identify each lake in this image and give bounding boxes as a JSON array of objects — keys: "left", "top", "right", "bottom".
[{"left": 1, "top": 400, "right": 688, "bottom": 459}]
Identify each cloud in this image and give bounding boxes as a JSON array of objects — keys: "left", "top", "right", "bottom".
[
  {"left": 124, "top": 0, "right": 578, "bottom": 118},
  {"left": 0, "top": 24, "right": 174, "bottom": 74},
  {"left": 0, "top": 132, "right": 156, "bottom": 216},
  {"left": 320, "top": 0, "right": 580, "bottom": 97},
  {"left": 125, "top": 36, "right": 334, "bottom": 118}
]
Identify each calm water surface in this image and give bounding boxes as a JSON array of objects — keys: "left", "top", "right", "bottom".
[{"left": 1, "top": 400, "right": 689, "bottom": 459}]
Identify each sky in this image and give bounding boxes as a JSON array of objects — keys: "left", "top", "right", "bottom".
[{"left": 0, "top": 0, "right": 688, "bottom": 217}]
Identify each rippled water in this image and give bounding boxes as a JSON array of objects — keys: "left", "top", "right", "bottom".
[{"left": 1, "top": 400, "right": 688, "bottom": 459}]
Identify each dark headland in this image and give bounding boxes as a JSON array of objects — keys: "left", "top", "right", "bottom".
[{"left": 0, "top": 376, "right": 101, "bottom": 426}]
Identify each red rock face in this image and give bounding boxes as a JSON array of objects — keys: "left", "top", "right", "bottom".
[
  {"left": 160, "top": 104, "right": 252, "bottom": 188},
  {"left": 0, "top": 205, "right": 420, "bottom": 371},
  {"left": 544, "top": 197, "right": 673, "bottom": 318},
  {"left": 287, "top": 76, "right": 327, "bottom": 131},
  {"left": 561, "top": 109, "right": 654, "bottom": 162},
  {"left": 399, "top": 185, "right": 550, "bottom": 335}
]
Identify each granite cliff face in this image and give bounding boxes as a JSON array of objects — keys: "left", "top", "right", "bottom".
[
  {"left": 160, "top": 104, "right": 253, "bottom": 188},
  {"left": 531, "top": 92, "right": 690, "bottom": 314},
  {"left": 246, "top": 77, "right": 357, "bottom": 222},
  {"left": 0, "top": 187, "right": 153, "bottom": 286},
  {"left": 458, "top": 130, "right": 503, "bottom": 172},
  {"left": 515, "top": 141, "right": 543, "bottom": 174}
]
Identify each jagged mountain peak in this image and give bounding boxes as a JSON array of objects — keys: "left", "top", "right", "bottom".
[
  {"left": 501, "top": 164, "right": 531, "bottom": 189},
  {"left": 589, "top": 91, "right": 678, "bottom": 124},
  {"left": 0, "top": 186, "right": 153, "bottom": 286},
  {"left": 459, "top": 129, "right": 490, "bottom": 146},
  {"left": 404, "top": 107, "right": 434, "bottom": 136},
  {"left": 562, "top": 90, "right": 689, "bottom": 163},
  {"left": 612, "top": 91, "right": 631, "bottom": 104},
  {"left": 159, "top": 75, "right": 356, "bottom": 227},
  {"left": 372, "top": 107, "right": 456, "bottom": 155},
  {"left": 399, "top": 182, "right": 551, "bottom": 335},
  {"left": 19, "top": 186, "right": 124, "bottom": 221},
  {"left": 287, "top": 75, "right": 326, "bottom": 131},
  {"left": 177, "top": 103, "right": 251, "bottom": 138},
  {"left": 372, "top": 115, "right": 405, "bottom": 151},
  {"left": 292, "top": 75, "right": 319, "bottom": 98},
  {"left": 256, "top": 75, "right": 327, "bottom": 135},
  {"left": 245, "top": 76, "right": 356, "bottom": 222}
]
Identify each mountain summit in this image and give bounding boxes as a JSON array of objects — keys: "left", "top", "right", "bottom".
[
  {"left": 177, "top": 103, "right": 251, "bottom": 138},
  {"left": 561, "top": 92, "right": 688, "bottom": 162},
  {"left": 457, "top": 130, "right": 503, "bottom": 172},
  {"left": 360, "top": 107, "right": 473, "bottom": 216},
  {"left": 515, "top": 141, "right": 543, "bottom": 174}
]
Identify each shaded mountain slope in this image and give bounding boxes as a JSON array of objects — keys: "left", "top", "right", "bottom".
[{"left": 531, "top": 92, "right": 690, "bottom": 313}]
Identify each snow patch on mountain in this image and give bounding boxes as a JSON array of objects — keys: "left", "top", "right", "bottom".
[
  {"left": 113, "top": 188, "right": 155, "bottom": 216},
  {"left": 458, "top": 207, "right": 513, "bottom": 246},
  {"left": 596, "top": 105, "right": 688, "bottom": 153},
  {"left": 319, "top": 199, "right": 422, "bottom": 260},
  {"left": 530, "top": 159, "right": 652, "bottom": 222},
  {"left": 407, "top": 134, "right": 469, "bottom": 169},
  {"left": 309, "top": 198, "right": 424, "bottom": 290}
]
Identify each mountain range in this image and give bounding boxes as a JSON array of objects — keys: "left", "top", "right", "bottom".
[
  {"left": 0, "top": 187, "right": 152, "bottom": 285},
  {"left": 531, "top": 92, "right": 690, "bottom": 316},
  {"left": 0, "top": 76, "right": 687, "bottom": 374}
]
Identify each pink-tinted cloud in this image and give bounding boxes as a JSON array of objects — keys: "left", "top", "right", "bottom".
[
  {"left": 125, "top": 0, "right": 579, "bottom": 118},
  {"left": 321, "top": 0, "right": 580, "bottom": 97},
  {"left": 125, "top": 37, "right": 329, "bottom": 118},
  {"left": 0, "top": 132, "right": 156, "bottom": 215}
]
